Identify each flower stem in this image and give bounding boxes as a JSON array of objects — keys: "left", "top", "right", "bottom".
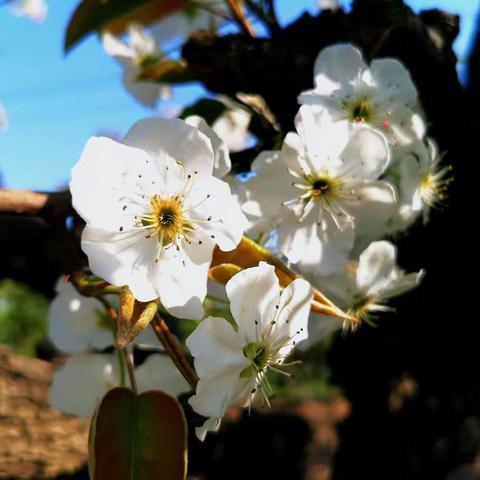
[
  {"left": 151, "top": 314, "right": 198, "bottom": 389},
  {"left": 121, "top": 347, "right": 137, "bottom": 394}
]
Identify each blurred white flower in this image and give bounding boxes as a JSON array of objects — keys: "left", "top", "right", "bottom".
[
  {"left": 102, "top": 24, "right": 170, "bottom": 108},
  {"left": 304, "top": 241, "right": 424, "bottom": 346},
  {"left": 0, "top": 103, "right": 7, "bottom": 133},
  {"left": 48, "top": 277, "right": 158, "bottom": 352},
  {"left": 136, "top": 353, "right": 190, "bottom": 396},
  {"left": 318, "top": 0, "right": 339, "bottom": 10},
  {"left": 50, "top": 352, "right": 189, "bottom": 417},
  {"left": 212, "top": 107, "right": 251, "bottom": 152},
  {"left": 151, "top": 1, "right": 226, "bottom": 45},
  {"left": 387, "top": 138, "right": 452, "bottom": 231},
  {"left": 299, "top": 43, "right": 424, "bottom": 145},
  {"left": 70, "top": 117, "right": 246, "bottom": 320},
  {"left": 48, "top": 278, "right": 113, "bottom": 353},
  {"left": 187, "top": 262, "right": 313, "bottom": 440},
  {"left": 50, "top": 353, "right": 119, "bottom": 417},
  {"left": 243, "top": 107, "right": 395, "bottom": 274},
  {"left": 347, "top": 240, "right": 424, "bottom": 323},
  {"left": 8, "top": 0, "right": 47, "bottom": 22}
]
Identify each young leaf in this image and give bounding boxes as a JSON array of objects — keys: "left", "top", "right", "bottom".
[
  {"left": 65, "top": 0, "right": 188, "bottom": 52},
  {"left": 89, "top": 387, "right": 187, "bottom": 480}
]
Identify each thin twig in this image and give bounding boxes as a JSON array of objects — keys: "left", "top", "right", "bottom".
[
  {"left": 151, "top": 314, "right": 198, "bottom": 389},
  {"left": 226, "top": 0, "right": 255, "bottom": 37}
]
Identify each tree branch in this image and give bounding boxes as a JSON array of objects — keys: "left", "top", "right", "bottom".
[
  {"left": 0, "top": 189, "right": 74, "bottom": 219},
  {"left": 151, "top": 314, "right": 198, "bottom": 389}
]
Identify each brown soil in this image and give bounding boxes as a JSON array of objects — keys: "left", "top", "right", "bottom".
[{"left": 0, "top": 345, "right": 89, "bottom": 479}]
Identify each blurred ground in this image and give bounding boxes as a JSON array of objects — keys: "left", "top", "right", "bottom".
[
  {"left": 0, "top": 345, "right": 88, "bottom": 479},
  {"left": 0, "top": 344, "right": 349, "bottom": 480}
]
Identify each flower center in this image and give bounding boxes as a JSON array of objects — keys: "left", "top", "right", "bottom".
[
  {"left": 348, "top": 292, "right": 382, "bottom": 327},
  {"left": 344, "top": 96, "right": 373, "bottom": 123},
  {"left": 243, "top": 341, "right": 270, "bottom": 370},
  {"left": 141, "top": 195, "right": 192, "bottom": 247},
  {"left": 310, "top": 177, "right": 333, "bottom": 196},
  {"left": 419, "top": 164, "right": 453, "bottom": 208},
  {"left": 304, "top": 174, "right": 339, "bottom": 202}
]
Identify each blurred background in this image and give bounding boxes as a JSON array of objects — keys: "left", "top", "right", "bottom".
[{"left": 1, "top": 0, "right": 480, "bottom": 479}]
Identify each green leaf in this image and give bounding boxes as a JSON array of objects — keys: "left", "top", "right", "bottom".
[
  {"left": 89, "top": 387, "right": 187, "bottom": 480},
  {"left": 65, "top": 0, "right": 188, "bottom": 52},
  {"left": 180, "top": 98, "right": 227, "bottom": 125}
]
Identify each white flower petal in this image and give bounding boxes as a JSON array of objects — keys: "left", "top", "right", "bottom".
[
  {"left": 186, "top": 316, "right": 246, "bottom": 378},
  {"left": 308, "top": 43, "right": 366, "bottom": 96},
  {"left": 279, "top": 213, "right": 354, "bottom": 275},
  {"left": 9, "top": 0, "right": 47, "bottom": 22},
  {"left": 212, "top": 108, "right": 250, "bottom": 152},
  {"left": 380, "top": 269, "right": 425, "bottom": 298},
  {"left": 187, "top": 176, "right": 247, "bottom": 251},
  {"left": 136, "top": 354, "right": 190, "bottom": 396},
  {"left": 81, "top": 226, "right": 157, "bottom": 302},
  {"left": 369, "top": 58, "right": 418, "bottom": 108},
  {"left": 338, "top": 128, "right": 390, "bottom": 180},
  {"left": 48, "top": 279, "right": 113, "bottom": 352},
  {"left": 195, "top": 417, "right": 222, "bottom": 442},
  {"left": 272, "top": 278, "right": 313, "bottom": 347},
  {"left": 295, "top": 107, "right": 350, "bottom": 168},
  {"left": 122, "top": 117, "right": 214, "bottom": 177},
  {"left": 226, "top": 262, "right": 280, "bottom": 341},
  {"left": 70, "top": 136, "right": 150, "bottom": 230},
  {"left": 128, "top": 24, "right": 156, "bottom": 54},
  {"left": 245, "top": 150, "right": 297, "bottom": 220},
  {"left": 148, "top": 235, "right": 214, "bottom": 319},
  {"left": 102, "top": 31, "right": 134, "bottom": 62},
  {"left": 185, "top": 115, "right": 231, "bottom": 178},
  {"left": 50, "top": 353, "right": 118, "bottom": 417},
  {"left": 122, "top": 67, "right": 169, "bottom": 108},
  {"left": 188, "top": 367, "right": 252, "bottom": 419},
  {"left": 345, "top": 181, "right": 397, "bottom": 238},
  {"left": 356, "top": 241, "right": 397, "bottom": 292}
]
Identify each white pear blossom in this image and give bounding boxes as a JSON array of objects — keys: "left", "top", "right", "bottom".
[
  {"left": 385, "top": 138, "right": 452, "bottom": 232},
  {"left": 243, "top": 107, "right": 395, "bottom": 274},
  {"left": 345, "top": 240, "right": 424, "bottom": 323},
  {"left": 8, "top": 0, "right": 47, "bottom": 22},
  {"left": 70, "top": 117, "right": 246, "bottom": 320},
  {"left": 0, "top": 103, "right": 7, "bottom": 133},
  {"left": 186, "top": 262, "right": 313, "bottom": 440},
  {"left": 50, "top": 352, "right": 190, "bottom": 417},
  {"left": 304, "top": 241, "right": 423, "bottom": 347},
  {"left": 102, "top": 24, "right": 170, "bottom": 108},
  {"left": 48, "top": 278, "right": 114, "bottom": 353},
  {"left": 299, "top": 43, "right": 425, "bottom": 145}
]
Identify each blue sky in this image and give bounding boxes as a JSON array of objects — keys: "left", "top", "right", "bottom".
[{"left": 0, "top": 0, "right": 478, "bottom": 190}]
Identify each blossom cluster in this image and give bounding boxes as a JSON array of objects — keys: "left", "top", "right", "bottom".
[
  {"left": 240, "top": 44, "right": 437, "bottom": 335},
  {"left": 48, "top": 278, "right": 189, "bottom": 416},
  {"left": 48, "top": 42, "right": 448, "bottom": 440}
]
